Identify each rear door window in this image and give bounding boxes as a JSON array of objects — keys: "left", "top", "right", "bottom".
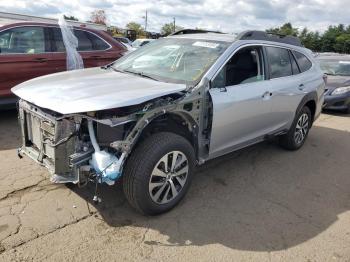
[
  {"left": 74, "top": 30, "right": 93, "bottom": 51},
  {"left": 73, "top": 30, "right": 109, "bottom": 51},
  {"left": 293, "top": 51, "right": 312, "bottom": 72},
  {"left": 88, "top": 32, "right": 110, "bottom": 50},
  {"left": 265, "top": 46, "right": 292, "bottom": 79},
  {"left": 0, "top": 27, "right": 45, "bottom": 54}
]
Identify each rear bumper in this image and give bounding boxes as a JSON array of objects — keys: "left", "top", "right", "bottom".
[
  {"left": 323, "top": 93, "right": 350, "bottom": 111},
  {"left": 0, "top": 96, "right": 18, "bottom": 110}
]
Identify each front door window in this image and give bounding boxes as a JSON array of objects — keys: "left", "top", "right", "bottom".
[{"left": 0, "top": 27, "right": 45, "bottom": 54}]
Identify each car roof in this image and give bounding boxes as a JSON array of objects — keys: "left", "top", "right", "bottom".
[
  {"left": 0, "top": 21, "right": 103, "bottom": 33},
  {"left": 168, "top": 33, "right": 236, "bottom": 42},
  {"left": 167, "top": 32, "right": 311, "bottom": 54}
]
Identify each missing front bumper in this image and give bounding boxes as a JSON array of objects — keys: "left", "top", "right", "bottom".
[{"left": 18, "top": 100, "right": 92, "bottom": 183}]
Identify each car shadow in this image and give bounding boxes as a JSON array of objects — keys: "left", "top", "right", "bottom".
[
  {"left": 322, "top": 109, "right": 350, "bottom": 117},
  {"left": 71, "top": 125, "right": 350, "bottom": 252},
  {"left": 0, "top": 109, "right": 21, "bottom": 151}
]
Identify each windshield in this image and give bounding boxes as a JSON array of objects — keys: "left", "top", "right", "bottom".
[
  {"left": 113, "top": 38, "right": 230, "bottom": 84},
  {"left": 318, "top": 59, "right": 350, "bottom": 76}
]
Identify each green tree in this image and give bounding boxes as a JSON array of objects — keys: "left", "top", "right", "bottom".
[
  {"left": 299, "top": 28, "right": 322, "bottom": 51},
  {"left": 126, "top": 22, "right": 144, "bottom": 35},
  {"left": 161, "top": 23, "right": 184, "bottom": 36},
  {"left": 267, "top": 22, "right": 299, "bottom": 37},
  {"left": 266, "top": 22, "right": 350, "bottom": 53},
  {"left": 320, "top": 25, "right": 346, "bottom": 52},
  {"left": 63, "top": 15, "right": 78, "bottom": 21},
  {"left": 334, "top": 34, "right": 350, "bottom": 53}
]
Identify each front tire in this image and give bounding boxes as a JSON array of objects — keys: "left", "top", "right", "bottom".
[
  {"left": 280, "top": 106, "right": 312, "bottom": 150},
  {"left": 123, "top": 132, "right": 195, "bottom": 215}
]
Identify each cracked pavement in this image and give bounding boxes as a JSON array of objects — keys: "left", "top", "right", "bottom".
[{"left": 0, "top": 110, "right": 350, "bottom": 261}]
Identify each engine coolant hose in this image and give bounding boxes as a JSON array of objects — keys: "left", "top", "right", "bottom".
[{"left": 88, "top": 120, "right": 100, "bottom": 152}]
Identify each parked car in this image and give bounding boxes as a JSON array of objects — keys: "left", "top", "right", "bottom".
[
  {"left": 0, "top": 22, "right": 126, "bottom": 109},
  {"left": 131, "top": 38, "right": 154, "bottom": 48},
  {"left": 113, "top": 36, "right": 132, "bottom": 46},
  {"left": 316, "top": 54, "right": 350, "bottom": 113},
  {"left": 13, "top": 30, "right": 325, "bottom": 215}
]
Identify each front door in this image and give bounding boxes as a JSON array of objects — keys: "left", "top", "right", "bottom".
[
  {"left": 0, "top": 26, "right": 52, "bottom": 97},
  {"left": 209, "top": 45, "right": 274, "bottom": 158}
]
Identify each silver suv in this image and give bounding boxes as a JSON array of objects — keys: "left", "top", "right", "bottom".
[{"left": 13, "top": 31, "right": 325, "bottom": 215}]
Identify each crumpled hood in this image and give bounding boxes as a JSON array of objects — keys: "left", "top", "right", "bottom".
[{"left": 12, "top": 67, "right": 186, "bottom": 114}]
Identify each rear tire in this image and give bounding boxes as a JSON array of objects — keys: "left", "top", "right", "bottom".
[
  {"left": 280, "top": 106, "right": 312, "bottom": 150},
  {"left": 123, "top": 132, "right": 195, "bottom": 215}
]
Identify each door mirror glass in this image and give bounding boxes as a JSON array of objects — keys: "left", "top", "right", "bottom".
[
  {"left": 212, "top": 46, "right": 265, "bottom": 88},
  {"left": 0, "top": 27, "right": 45, "bottom": 54}
]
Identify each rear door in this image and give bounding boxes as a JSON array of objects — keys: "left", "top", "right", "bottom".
[
  {"left": 49, "top": 27, "right": 121, "bottom": 70},
  {"left": 0, "top": 26, "right": 53, "bottom": 97},
  {"left": 264, "top": 46, "right": 306, "bottom": 130},
  {"left": 209, "top": 45, "right": 275, "bottom": 158}
]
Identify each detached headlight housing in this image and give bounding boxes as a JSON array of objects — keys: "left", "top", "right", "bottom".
[{"left": 332, "top": 86, "right": 350, "bottom": 95}]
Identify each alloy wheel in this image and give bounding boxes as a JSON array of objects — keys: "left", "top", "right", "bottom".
[
  {"left": 294, "top": 113, "right": 309, "bottom": 145},
  {"left": 149, "top": 151, "right": 189, "bottom": 204}
]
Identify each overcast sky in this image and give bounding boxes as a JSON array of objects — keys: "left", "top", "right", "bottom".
[{"left": 0, "top": 0, "right": 348, "bottom": 33}]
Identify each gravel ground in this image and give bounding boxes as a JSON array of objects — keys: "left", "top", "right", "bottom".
[{"left": 0, "top": 110, "right": 349, "bottom": 262}]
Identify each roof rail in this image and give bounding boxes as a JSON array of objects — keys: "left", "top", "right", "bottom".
[
  {"left": 170, "top": 29, "right": 223, "bottom": 36},
  {"left": 236, "top": 30, "right": 302, "bottom": 47}
]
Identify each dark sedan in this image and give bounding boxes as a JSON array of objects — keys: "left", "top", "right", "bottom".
[{"left": 317, "top": 55, "right": 350, "bottom": 113}]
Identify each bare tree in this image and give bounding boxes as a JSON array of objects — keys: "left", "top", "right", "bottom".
[{"left": 90, "top": 10, "right": 107, "bottom": 25}]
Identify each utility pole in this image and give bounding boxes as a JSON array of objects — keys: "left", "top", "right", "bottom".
[
  {"left": 173, "top": 17, "right": 176, "bottom": 33},
  {"left": 144, "top": 10, "right": 148, "bottom": 32}
]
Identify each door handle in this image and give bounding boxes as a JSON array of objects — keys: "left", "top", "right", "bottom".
[
  {"left": 34, "top": 58, "right": 48, "bottom": 63},
  {"left": 262, "top": 91, "right": 272, "bottom": 98},
  {"left": 89, "top": 55, "right": 102, "bottom": 59},
  {"left": 298, "top": 84, "right": 305, "bottom": 90}
]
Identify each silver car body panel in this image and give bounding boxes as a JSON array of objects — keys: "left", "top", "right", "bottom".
[
  {"left": 12, "top": 67, "right": 187, "bottom": 114},
  {"left": 204, "top": 40, "right": 324, "bottom": 160}
]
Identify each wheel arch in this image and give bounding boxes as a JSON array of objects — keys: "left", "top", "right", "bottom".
[
  {"left": 296, "top": 91, "right": 318, "bottom": 123},
  {"left": 132, "top": 111, "right": 199, "bottom": 157}
]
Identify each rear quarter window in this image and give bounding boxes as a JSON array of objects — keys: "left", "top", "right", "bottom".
[{"left": 293, "top": 51, "right": 312, "bottom": 72}]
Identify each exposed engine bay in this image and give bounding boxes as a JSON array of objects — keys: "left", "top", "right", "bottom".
[{"left": 17, "top": 87, "right": 209, "bottom": 193}]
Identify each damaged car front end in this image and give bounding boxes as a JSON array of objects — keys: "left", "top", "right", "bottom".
[
  {"left": 13, "top": 35, "right": 232, "bottom": 214},
  {"left": 17, "top": 88, "right": 201, "bottom": 186}
]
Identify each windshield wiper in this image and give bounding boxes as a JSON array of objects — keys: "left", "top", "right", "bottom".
[
  {"left": 123, "top": 69, "right": 159, "bottom": 81},
  {"left": 109, "top": 67, "right": 125, "bottom": 73}
]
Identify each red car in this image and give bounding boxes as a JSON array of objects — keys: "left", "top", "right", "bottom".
[{"left": 0, "top": 22, "right": 126, "bottom": 109}]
